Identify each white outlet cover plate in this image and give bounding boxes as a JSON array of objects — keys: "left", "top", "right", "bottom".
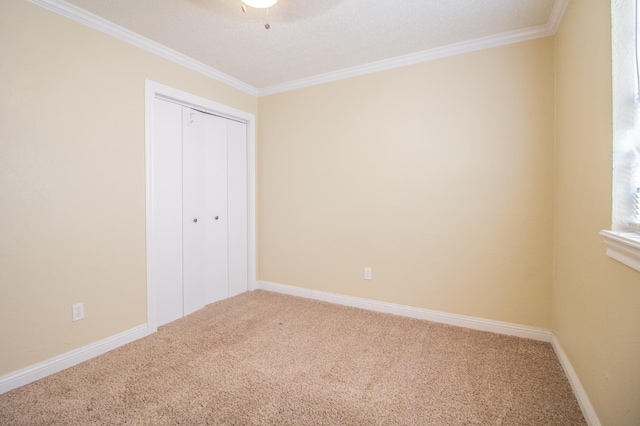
[
  {"left": 72, "top": 303, "right": 84, "bottom": 321},
  {"left": 364, "top": 268, "right": 372, "bottom": 280}
]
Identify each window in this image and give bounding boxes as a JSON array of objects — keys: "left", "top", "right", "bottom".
[
  {"left": 601, "top": 0, "right": 640, "bottom": 271},
  {"left": 612, "top": 0, "right": 640, "bottom": 230}
]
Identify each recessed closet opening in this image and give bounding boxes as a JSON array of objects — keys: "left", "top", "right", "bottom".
[{"left": 144, "top": 80, "right": 257, "bottom": 330}]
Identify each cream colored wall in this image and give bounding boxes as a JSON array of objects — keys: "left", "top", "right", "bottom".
[
  {"left": 259, "top": 38, "right": 555, "bottom": 328},
  {"left": 553, "top": 1, "right": 640, "bottom": 425},
  {"left": 0, "top": 0, "right": 257, "bottom": 376}
]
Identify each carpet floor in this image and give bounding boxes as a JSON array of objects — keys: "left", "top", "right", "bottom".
[{"left": 0, "top": 290, "right": 585, "bottom": 425}]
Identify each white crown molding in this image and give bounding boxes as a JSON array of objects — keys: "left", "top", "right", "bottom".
[
  {"left": 26, "top": 0, "right": 260, "bottom": 97},
  {"left": 257, "top": 281, "right": 552, "bottom": 342},
  {"left": 29, "top": 0, "right": 568, "bottom": 99},
  {"left": 259, "top": 25, "right": 551, "bottom": 96},
  {"left": 551, "top": 334, "right": 602, "bottom": 426},
  {"left": 0, "top": 324, "right": 151, "bottom": 395},
  {"left": 259, "top": 0, "right": 569, "bottom": 97},
  {"left": 549, "top": 0, "right": 570, "bottom": 33}
]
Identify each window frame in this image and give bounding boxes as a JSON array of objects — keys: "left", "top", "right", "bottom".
[{"left": 602, "top": 0, "right": 640, "bottom": 271}]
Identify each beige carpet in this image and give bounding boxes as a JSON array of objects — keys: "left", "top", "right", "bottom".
[{"left": 0, "top": 290, "right": 585, "bottom": 425}]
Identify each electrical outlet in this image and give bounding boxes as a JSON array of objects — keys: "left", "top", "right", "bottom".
[
  {"left": 364, "top": 267, "right": 372, "bottom": 280},
  {"left": 72, "top": 303, "right": 84, "bottom": 321}
]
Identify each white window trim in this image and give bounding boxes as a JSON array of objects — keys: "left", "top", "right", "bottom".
[
  {"left": 600, "top": 230, "right": 640, "bottom": 271},
  {"left": 604, "top": 0, "right": 640, "bottom": 272}
]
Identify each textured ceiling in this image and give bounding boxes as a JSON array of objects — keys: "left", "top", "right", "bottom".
[{"left": 62, "top": 0, "right": 559, "bottom": 91}]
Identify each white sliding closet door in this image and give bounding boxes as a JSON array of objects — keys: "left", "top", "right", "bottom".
[
  {"left": 151, "top": 97, "right": 247, "bottom": 328},
  {"left": 227, "top": 120, "right": 248, "bottom": 297},
  {"left": 182, "top": 108, "right": 206, "bottom": 315},
  {"left": 151, "top": 98, "right": 184, "bottom": 327},
  {"left": 182, "top": 108, "right": 228, "bottom": 315},
  {"left": 204, "top": 115, "right": 230, "bottom": 305}
]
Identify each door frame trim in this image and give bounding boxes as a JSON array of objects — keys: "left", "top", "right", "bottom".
[{"left": 144, "top": 80, "right": 257, "bottom": 332}]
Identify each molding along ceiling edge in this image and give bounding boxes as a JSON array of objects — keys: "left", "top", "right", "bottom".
[{"left": 27, "top": 0, "right": 568, "bottom": 97}]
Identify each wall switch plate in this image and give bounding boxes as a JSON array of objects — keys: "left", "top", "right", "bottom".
[
  {"left": 364, "top": 267, "right": 372, "bottom": 280},
  {"left": 72, "top": 302, "right": 84, "bottom": 321}
]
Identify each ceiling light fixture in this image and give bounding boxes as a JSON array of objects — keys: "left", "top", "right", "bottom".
[
  {"left": 241, "top": 0, "right": 278, "bottom": 9},
  {"left": 241, "top": 0, "right": 277, "bottom": 30}
]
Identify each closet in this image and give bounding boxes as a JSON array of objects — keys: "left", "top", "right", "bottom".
[{"left": 150, "top": 97, "right": 248, "bottom": 327}]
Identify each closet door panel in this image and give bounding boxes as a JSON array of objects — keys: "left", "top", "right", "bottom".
[
  {"left": 150, "top": 93, "right": 250, "bottom": 328},
  {"left": 204, "top": 115, "right": 229, "bottom": 304},
  {"left": 228, "top": 120, "right": 248, "bottom": 297},
  {"left": 182, "top": 108, "right": 208, "bottom": 316},
  {"left": 151, "top": 98, "right": 184, "bottom": 327}
]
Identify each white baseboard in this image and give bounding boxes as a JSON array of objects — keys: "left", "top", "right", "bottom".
[
  {"left": 257, "top": 281, "right": 601, "bottom": 424},
  {"left": 0, "top": 324, "right": 151, "bottom": 395},
  {"left": 551, "top": 334, "right": 602, "bottom": 426},
  {"left": 0, "top": 287, "right": 600, "bottom": 426},
  {"left": 258, "top": 281, "right": 601, "bottom": 426},
  {"left": 256, "top": 281, "right": 552, "bottom": 342}
]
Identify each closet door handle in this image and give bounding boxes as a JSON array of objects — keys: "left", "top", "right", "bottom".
[
  {"left": 214, "top": 216, "right": 219, "bottom": 220},
  {"left": 193, "top": 218, "right": 198, "bottom": 223}
]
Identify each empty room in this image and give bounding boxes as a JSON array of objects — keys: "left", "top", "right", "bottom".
[{"left": 1, "top": 0, "right": 639, "bottom": 424}]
